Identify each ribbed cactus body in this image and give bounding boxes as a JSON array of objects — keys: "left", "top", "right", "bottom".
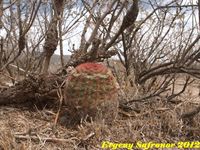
[{"left": 64, "top": 62, "right": 118, "bottom": 124}]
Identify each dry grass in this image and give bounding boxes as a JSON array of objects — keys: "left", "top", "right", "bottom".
[
  {"left": 0, "top": 90, "right": 199, "bottom": 150},
  {"left": 0, "top": 68, "right": 200, "bottom": 149}
]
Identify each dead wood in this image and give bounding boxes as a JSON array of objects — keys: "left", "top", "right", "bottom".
[
  {"left": 0, "top": 74, "right": 65, "bottom": 105},
  {"left": 14, "top": 135, "right": 75, "bottom": 143},
  {"left": 0, "top": 48, "right": 117, "bottom": 106},
  {"left": 57, "top": 49, "right": 117, "bottom": 74}
]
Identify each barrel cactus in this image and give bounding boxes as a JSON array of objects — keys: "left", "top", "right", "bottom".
[{"left": 64, "top": 62, "right": 118, "bottom": 125}]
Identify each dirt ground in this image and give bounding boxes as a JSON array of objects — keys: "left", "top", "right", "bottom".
[
  {"left": 0, "top": 89, "right": 200, "bottom": 150},
  {"left": 0, "top": 74, "right": 200, "bottom": 150}
]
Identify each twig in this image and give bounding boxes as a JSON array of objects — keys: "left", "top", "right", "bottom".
[
  {"left": 118, "top": 109, "right": 136, "bottom": 117},
  {"left": 83, "top": 132, "right": 95, "bottom": 141},
  {"left": 124, "top": 88, "right": 171, "bottom": 105},
  {"left": 0, "top": 71, "right": 16, "bottom": 83},
  {"left": 57, "top": 49, "right": 117, "bottom": 74},
  {"left": 14, "top": 135, "right": 75, "bottom": 143},
  {"left": 54, "top": 80, "right": 65, "bottom": 125},
  {"left": 181, "top": 105, "right": 200, "bottom": 119},
  {"left": 78, "top": 132, "right": 95, "bottom": 147},
  {"left": 3, "top": 0, "right": 17, "bottom": 11}
]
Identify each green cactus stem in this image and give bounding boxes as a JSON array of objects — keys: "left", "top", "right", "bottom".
[{"left": 64, "top": 62, "right": 118, "bottom": 125}]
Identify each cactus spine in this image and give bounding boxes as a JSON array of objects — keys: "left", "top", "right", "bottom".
[{"left": 64, "top": 62, "right": 118, "bottom": 124}]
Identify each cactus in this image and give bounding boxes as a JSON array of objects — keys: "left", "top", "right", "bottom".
[{"left": 64, "top": 62, "right": 118, "bottom": 125}]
